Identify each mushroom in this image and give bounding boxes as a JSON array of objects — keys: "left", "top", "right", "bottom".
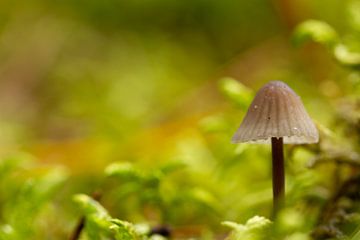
[{"left": 232, "top": 81, "right": 319, "bottom": 217}]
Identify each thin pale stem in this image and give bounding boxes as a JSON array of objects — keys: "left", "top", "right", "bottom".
[{"left": 271, "top": 137, "right": 285, "bottom": 218}]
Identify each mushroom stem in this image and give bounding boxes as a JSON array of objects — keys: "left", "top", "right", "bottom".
[{"left": 271, "top": 137, "right": 285, "bottom": 218}]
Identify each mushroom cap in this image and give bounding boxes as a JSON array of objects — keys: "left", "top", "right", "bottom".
[{"left": 232, "top": 81, "right": 319, "bottom": 144}]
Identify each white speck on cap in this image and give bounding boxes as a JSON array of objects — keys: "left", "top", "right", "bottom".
[{"left": 232, "top": 81, "right": 319, "bottom": 144}]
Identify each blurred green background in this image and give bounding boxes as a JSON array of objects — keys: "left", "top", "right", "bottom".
[
  {"left": 0, "top": 0, "right": 351, "bottom": 170},
  {"left": 0, "top": 0, "right": 359, "bottom": 239}
]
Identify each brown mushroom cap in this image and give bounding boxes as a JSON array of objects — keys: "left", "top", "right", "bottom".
[{"left": 232, "top": 81, "right": 319, "bottom": 144}]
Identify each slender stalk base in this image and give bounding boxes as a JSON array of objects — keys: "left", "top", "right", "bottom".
[{"left": 271, "top": 137, "right": 285, "bottom": 218}]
